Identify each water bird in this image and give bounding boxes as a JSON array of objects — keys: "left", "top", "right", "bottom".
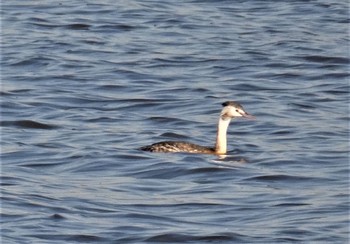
[{"left": 140, "top": 101, "right": 254, "bottom": 154}]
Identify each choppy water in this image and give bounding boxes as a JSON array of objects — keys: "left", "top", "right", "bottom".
[{"left": 1, "top": 0, "right": 349, "bottom": 243}]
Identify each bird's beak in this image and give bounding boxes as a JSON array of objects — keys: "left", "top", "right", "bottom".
[{"left": 241, "top": 111, "right": 256, "bottom": 120}]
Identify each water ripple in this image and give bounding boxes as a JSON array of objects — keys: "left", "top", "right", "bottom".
[
  {"left": 0, "top": 120, "right": 58, "bottom": 129},
  {"left": 2, "top": 0, "right": 348, "bottom": 243}
]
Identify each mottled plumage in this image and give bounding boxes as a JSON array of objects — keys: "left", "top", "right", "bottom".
[{"left": 140, "top": 141, "right": 215, "bottom": 154}]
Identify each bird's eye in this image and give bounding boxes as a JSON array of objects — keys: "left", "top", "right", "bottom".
[{"left": 236, "top": 109, "right": 239, "bottom": 112}]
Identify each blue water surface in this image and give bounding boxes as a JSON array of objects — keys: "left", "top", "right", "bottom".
[{"left": 1, "top": 0, "right": 349, "bottom": 243}]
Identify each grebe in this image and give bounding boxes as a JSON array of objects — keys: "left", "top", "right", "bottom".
[{"left": 140, "top": 101, "right": 254, "bottom": 154}]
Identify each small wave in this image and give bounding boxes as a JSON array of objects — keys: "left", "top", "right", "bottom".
[
  {"left": 96, "top": 23, "right": 137, "bottom": 31},
  {"left": 10, "top": 56, "right": 54, "bottom": 67},
  {"left": 49, "top": 213, "right": 66, "bottom": 220},
  {"left": 0, "top": 120, "right": 58, "bottom": 129},
  {"left": 245, "top": 174, "right": 310, "bottom": 182},
  {"left": 64, "top": 23, "right": 90, "bottom": 30},
  {"left": 299, "top": 55, "right": 349, "bottom": 64},
  {"left": 25, "top": 234, "right": 105, "bottom": 242},
  {"left": 145, "top": 232, "right": 247, "bottom": 242}
]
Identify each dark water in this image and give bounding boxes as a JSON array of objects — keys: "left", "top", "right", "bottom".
[{"left": 2, "top": 0, "right": 349, "bottom": 243}]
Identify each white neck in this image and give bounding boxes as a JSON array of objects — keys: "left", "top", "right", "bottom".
[{"left": 215, "top": 116, "right": 232, "bottom": 154}]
